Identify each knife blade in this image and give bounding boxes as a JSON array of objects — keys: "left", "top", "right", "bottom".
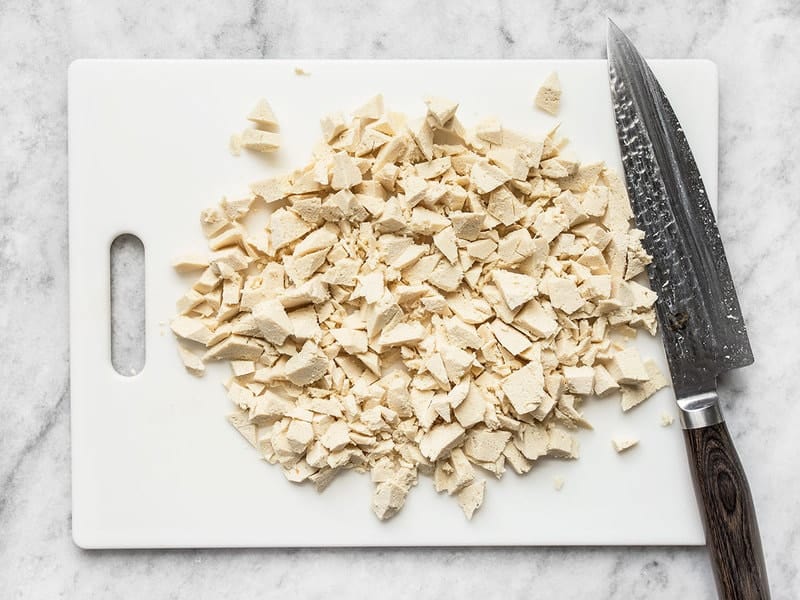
[{"left": 607, "top": 20, "right": 770, "bottom": 600}]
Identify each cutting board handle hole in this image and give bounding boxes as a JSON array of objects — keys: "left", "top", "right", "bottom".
[{"left": 110, "top": 234, "right": 145, "bottom": 376}]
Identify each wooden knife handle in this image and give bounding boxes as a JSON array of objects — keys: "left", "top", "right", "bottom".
[{"left": 683, "top": 422, "right": 770, "bottom": 599}]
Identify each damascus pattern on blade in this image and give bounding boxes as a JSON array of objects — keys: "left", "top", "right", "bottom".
[{"left": 607, "top": 25, "right": 753, "bottom": 397}]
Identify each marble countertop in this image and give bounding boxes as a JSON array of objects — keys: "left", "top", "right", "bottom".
[{"left": 2, "top": 0, "right": 798, "bottom": 597}]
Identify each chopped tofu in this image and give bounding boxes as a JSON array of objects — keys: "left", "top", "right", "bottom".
[
  {"left": 450, "top": 211, "right": 485, "bottom": 241},
  {"left": 331, "top": 328, "right": 368, "bottom": 354},
  {"left": 286, "top": 420, "right": 315, "bottom": 453},
  {"left": 228, "top": 411, "right": 258, "bottom": 447},
  {"left": 247, "top": 98, "right": 279, "bottom": 128},
  {"left": 563, "top": 365, "right": 594, "bottom": 395},
  {"left": 410, "top": 207, "right": 450, "bottom": 235},
  {"left": 354, "top": 94, "right": 384, "bottom": 120},
  {"left": 320, "top": 420, "right": 351, "bottom": 452},
  {"left": 535, "top": 72, "right": 561, "bottom": 115},
  {"left": 593, "top": 364, "right": 619, "bottom": 396},
  {"left": 453, "top": 382, "right": 489, "bottom": 428},
  {"left": 476, "top": 117, "right": 503, "bottom": 144},
  {"left": 425, "top": 96, "right": 459, "bottom": 127},
  {"left": 487, "top": 186, "right": 524, "bottom": 226},
  {"left": 250, "top": 176, "right": 292, "bottom": 204},
  {"left": 502, "top": 364, "right": 547, "bottom": 415},
  {"left": 660, "top": 412, "right": 675, "bottom": 427},
  {"left": 620, "top": 359, "right": 668, "bottom": 411},
  {"left": 321, "top": 111, "right": 347, "bottom": 142},
  {"left": 611, "top": 437, "right": 639, "bottom": 453},
  {"left": 607, "top": 346, "right": 649, "bottom": 385},
  {"left": 229, "top": 133, "right": 242, "bottom": 156},
  {"left": 470, "top": 160, "right": 511, "bottom": 194},
  {"left": 378, "top": 323, "right": 427, "bottom": 348},
  {"left": 269, "top": 208, "right": 312, "bottom": 251},
  {"left": 172, "top": 254, "right": 209, "bottom": 273},
  {"left": 252, "top": 299, "right": 293, "bottom": 345},
  {"left": 433, "top": 227, "right": 459, "bottom": 264},
  {"left": 285, "top": 341, "right": 328, "bottom": 386},
  {"left": 420, "top": 422, "right": 466, "bottom": 461},
  {"left": 203, "top": 335, "right": 264, "bottom": 361},
  {"left": 514, "top": 301, "right": 558, "bottom": 338},
  {"left": 408, "top": 117, "right": 434, "bottom": 160},
  {"left": 330, "top": 152, "right": 363, "bottom": 190},
  {"left": 177, "top": 343, "right": 205, "bottom": 376},
  {"left": 492, "top": 270, "right": 538, "bottom": 310},
  {"left": 174, "top": 90, "right": 665, "bottom": 522},
  {"left": 443, "top": 317, "right": 483, "bottom": 349},
  {"left": 490, "top": 320, "right": 532, "bottom": 355},
  {"left": 464, "top": 428, "right": 511, "bottom": 463},
  {"left": 240, "top": 128, "right": 281, "bottom": 153},
  {"left": 457, "top": 479, "right": 485, "bottom": 520},
  {"left": 547, "top": 278, "right": 584, "bottom": 314},
  {"left": 170, "top": 316, "right": 213, "bottom": 345},
  {"left": 547, "top": 427, "right": 579, "bottom": 459},
  {"left": 372, "top": 477, "right": 412, "bottom": 520}
]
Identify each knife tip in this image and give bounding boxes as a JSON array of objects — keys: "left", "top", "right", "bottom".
[
  {"left": 605, "top": 18, "right": 633, "bottom": 62},
  {"left": 606, "top": 17, "right": 624, "bottom": 45}
]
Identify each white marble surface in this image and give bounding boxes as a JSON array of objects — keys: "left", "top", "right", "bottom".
[{"left": 1, "top": 0, "right": 798, "bottom": 597}]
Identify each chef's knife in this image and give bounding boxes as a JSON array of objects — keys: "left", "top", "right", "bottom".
[{"left": 606, "top": 20, "right": 770, "bottom": 600}]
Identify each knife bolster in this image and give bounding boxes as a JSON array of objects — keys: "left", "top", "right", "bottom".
[{"left": 678, "top": 391, "right": 724, "bottom": 429}]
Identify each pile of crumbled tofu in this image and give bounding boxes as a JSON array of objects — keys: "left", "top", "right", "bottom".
[{"left": 171, "top": 91, "right": 667, "bottom": 521}]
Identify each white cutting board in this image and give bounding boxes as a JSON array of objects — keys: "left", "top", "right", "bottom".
[{"left": 69, "top": 59, "right": 716, "bottom": 548}]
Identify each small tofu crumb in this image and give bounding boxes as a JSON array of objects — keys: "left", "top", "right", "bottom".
[
  {"left": 172, "top": 254, "right": 209, "bottom": 273},
  {"left": 535, "top": 72, "right": 561, "bottom": 115},
  {"left": 457, "top": 479, "right": 485, "bottom": 520},
  {"left": 177, "top": 343, "right": 204, "bottom": 376},
  {"left": 294, "top": 66, "right": 311, "bottom": 76},
  {"left": 660, "top": 412, "right": 675, "bottom": 427},
  {"left": 229, "top": 133, "right": 242, "bottom": 156},
  {"left": 620, "top": 359, "right": 668, "bottom": 411},
  {"left": 247, "top": 98, "right": 279, "bottom": 129},
  {"left": 241, "top": 128, "right": 281, "bottom": 153},
  {"left": 553, "top": 476, "right": 565, "bottom": 491},
  {"left": 612, "top": 437, "right": 639, "bottom": 453}
]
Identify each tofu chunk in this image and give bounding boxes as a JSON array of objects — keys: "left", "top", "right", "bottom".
[
  {"left": 252, "top": 299, "right": 294, "bottom": 345},
  {"left": 240, "top": 128, "right": 281, "bottom": 153},
  {"left": 419, "top": 422, "right": 466, "bottom": 461},
  {"left": 620, "top": 359, "right": 668, "bottom": 411},
  {"left": 457, "top": 479, "right": 485, "bottom": 520},
  {"left": 492, "top": 270, "right": 538, "bottom": 310},
  {"left": 501, "top": 364, "right": 547, "bottom": 415},
  {"left": 285, "top": 341, "right": 328, "bottom": 386},
  {"left": 535, "top": 72, "right": 561, "bottom": 115},
  {"left": 547, "top": 278, "right": 584, "bottom": 314},
  {"left": 607, "top": 346, "right": 649, "bottom": 385},
  {"left": 563, "top": 365, "right": 594, "bottom": 395},
  {"left": 247, "top": 98, "right": 279, "bottom": 128},
  {"left": 470, "top": 160, "right": 511, "bottom": 194},
  {"left": 612, "top": 437, "right": 639, "bottom": 453},
  {"left": 464, "top": 428, "right": 512, "bottom": 463}
]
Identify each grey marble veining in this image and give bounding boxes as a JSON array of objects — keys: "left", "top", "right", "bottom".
[{"left": 1, "top": 0, "right": 799, "bottom": 598}]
